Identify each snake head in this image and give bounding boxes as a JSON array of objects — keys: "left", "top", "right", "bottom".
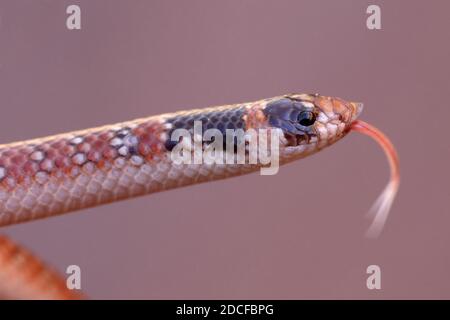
[{"left": 263, "top": 93, "right": 363, "bottom": 151}]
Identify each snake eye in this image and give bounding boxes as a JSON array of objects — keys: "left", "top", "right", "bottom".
[{"left": 297, "top": 111, "right": 316, "bottom": 126}]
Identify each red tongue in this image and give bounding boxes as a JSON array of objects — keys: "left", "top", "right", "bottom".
[{"left": 350, "top": 120, "right": 400, "bottom": 238}]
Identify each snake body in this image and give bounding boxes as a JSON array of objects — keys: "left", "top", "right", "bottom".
[{"left": 0, "top": 93, "right": 362, "bottom": 299}]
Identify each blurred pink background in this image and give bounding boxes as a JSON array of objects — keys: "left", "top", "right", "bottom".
[{"left": 0, "top": 0, "right": 449, "bottom": 298}]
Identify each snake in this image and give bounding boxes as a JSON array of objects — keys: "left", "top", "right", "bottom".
[{"left": 0, "top": 93, "right": 399, "bottom": 299}]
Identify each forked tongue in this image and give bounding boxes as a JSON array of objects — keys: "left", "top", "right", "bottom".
[{"left": 350, "top": 120, "right": 400, "bottom": 238}]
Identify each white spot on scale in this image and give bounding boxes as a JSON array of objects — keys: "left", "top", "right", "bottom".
[
  {"left": 118, "top": 146, "right": 129, "bottom": 157},
  {"left": 72, "top": 153, "right": 87, "bottom": 165},
  {"left": 117, "top": 129, "right": 130, "bottom": 136},
  {"left": 110, "top": 137, "right": 123, "bottom": 147},
  {"left": 162, "top": 123, "right": 173, "bottom": 130},
  {"left": 30, "top": 150, "right": 45, "bottom": 162},
  {"left": 0, "top": 167, "right": 6, "bottom": 180},
  {"left": 159, "top": 132, "right": 168, "bottom": 142},
  {"left": 70, "top": 137, "right": 84, "bottom": 145}
]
